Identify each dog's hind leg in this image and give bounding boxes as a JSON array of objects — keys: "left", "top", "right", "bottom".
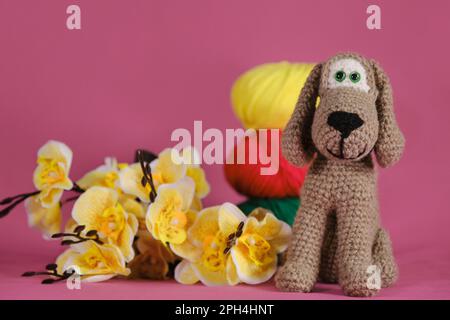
[
  {"left": 319, "top": 224, "right": 398, "bottom": 287},
  {"left": 372, "top": 228, "right": 398, "bottom": 288}
]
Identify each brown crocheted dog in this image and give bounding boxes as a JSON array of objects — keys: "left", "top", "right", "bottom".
[{"left": 275, "top": 53, "right": 405, "bottom": 297}]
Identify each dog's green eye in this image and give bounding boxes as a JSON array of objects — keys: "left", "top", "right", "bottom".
[
  {"left": 334, "top": 71, "right": 346, "bottom": 82},
  {"left": 350, "top": 72, "right": 361, "bottom": 83}
]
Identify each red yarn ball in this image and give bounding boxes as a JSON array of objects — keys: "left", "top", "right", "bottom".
[{"left": 224, "top": 129, "right": 308, "bottom": 198}]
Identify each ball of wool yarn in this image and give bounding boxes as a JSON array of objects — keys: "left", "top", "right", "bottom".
[
  {"left": 231, "top": 61, "right": 315, "bottom": 129},
  {"left": 224, "top": 129, "right": 307, "bottom": 198},
  {"left": 238, "top": 197, "right": 300, "bottom": 226}
]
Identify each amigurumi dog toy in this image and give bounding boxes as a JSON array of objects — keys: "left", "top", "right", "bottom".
[{"left": 275, "top": 52, "right": 405, "bottom": 297}]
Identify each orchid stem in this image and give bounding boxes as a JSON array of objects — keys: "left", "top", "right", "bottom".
[
  {"left": 61, "top": 195, "right": 80, "bottom": 207},
  {"left": 0, "top": 190, "right": 40, "bottom": 205},
  {"left": 71, "top": 183, "right": 85, "bottom": 194},
  {"left": 22, "top": 264, "right": 76, "bottom": 285},
  {"left": 0, "top": 191, "right": 40, "bottom": 218},
  {"left": 52, "top": 225, "right": 103, "bottom": 245},
  {"left": 137, "top": 149, "right": 157, "bottom": 203},
  {"left": 0, "top": 183, "right": 84, "bottom": 219}
]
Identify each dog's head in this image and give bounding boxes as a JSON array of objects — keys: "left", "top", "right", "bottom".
[{"left": 282, "top": 53, "right": 404, "bottom": 167}]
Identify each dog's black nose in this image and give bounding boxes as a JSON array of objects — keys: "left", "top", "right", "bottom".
[{"left": 327, "top": 111, "right": 364, "bottom": 138}]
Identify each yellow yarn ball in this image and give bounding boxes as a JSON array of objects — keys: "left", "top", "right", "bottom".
[{"left": 231, "top": 61, "right": 315, "bottom": 129}]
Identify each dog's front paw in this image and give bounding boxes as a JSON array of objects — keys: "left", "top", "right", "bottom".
[{"left": 275, "top": 263, "right": 316, "bottom": 292}]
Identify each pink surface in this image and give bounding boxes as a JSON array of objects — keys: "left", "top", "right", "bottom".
[{"left": 0, "top": 0, "right": 449, "bottom": 299}]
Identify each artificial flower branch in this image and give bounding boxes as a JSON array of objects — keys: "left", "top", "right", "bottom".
[
  {"left": 51, "top": 225, "right": 103, "bottom": 245},
  {"left": 71, "top": 183, "right": 85, "bottom": 194},
  {"left": 12, "top": 141, "right": 292, "bottom": 287},
  {"left": 0, "top": 190, "right": 40, "bottom": 218},
  {"left": 60, "top": 194, "right": 80, "bottom": 207},
  {"left": 137, "top": 149, "right": 157, "bottom": 203},
  {"left": 134, "top": 149, "right": 157, "bottom": 164},
  {"left": 0, "top": 190, "right": 41, "bottom": 205},
  {"left": 0, "top": 184, "right": 84, "bottom": 219},
  {"left": 22, "top": 263, "right": 76, "bottom": 284},
  {"left": 224, "top": 221, "right": 244, "bottom": 254}
]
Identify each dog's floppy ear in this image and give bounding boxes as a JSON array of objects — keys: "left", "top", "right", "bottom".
[
  {"left": 282, "top": 63, "right": 322, "bottom": 167},
  {"left": 371, "top": 60, "right": 405, "bottom": 168}
]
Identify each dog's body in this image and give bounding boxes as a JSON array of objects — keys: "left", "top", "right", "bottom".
[{"left": 275, "top": 53, "right": 404, "bottom": 297}]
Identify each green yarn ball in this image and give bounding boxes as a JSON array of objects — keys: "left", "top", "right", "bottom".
[{"left": 238, "top": 197, "right": 300, "bottom": 226}]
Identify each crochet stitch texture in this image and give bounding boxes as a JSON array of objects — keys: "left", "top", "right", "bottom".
[{"left": 275, "top": 53, "right": 404, "bottom": 297}]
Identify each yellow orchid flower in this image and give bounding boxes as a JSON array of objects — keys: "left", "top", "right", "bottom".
[
  {"left": 64, "top": 195, "right": 144, "bottom": 235},
  {"left": 71, "top": 186, "right": 138, "bottom": 262},
  {"left": 174, "top": 203, "right": 291, "bottom": 286},
  {"left": 231, "top": 208, "right": 291, "bottom": 284},
  {"left": 24, "top": 195, "right": 61, "bottom": 239},
  {"left": 146, "top": 177, "right": 196, "bottom": 246},
  {"left": 174, "top": 204, "right": 243, "bottom": 286},
  {"left": 119, "top": 148, "right": 186, "bottom": 202},
  {"left": 56, "top": 241, "right": 130, "bottom": 282},
  {"left": 190, "top": 195, "right": 203, "bottom": 211},
  {"left": 33, "top": 140, "right": 73, "bottom": 208},
  {"left": 178, "top": 146, "right": 210, "bottom": 199},
  {"left": 77, "top": 157, "right": 127, "bottom": 191},
  {"left": 117, "top": 163, "right": 153, "bottom": 202},
  {"left": 119, "top": 194, "right": 147, "bottom": 231},
  {"left": 186, "top": 167, "right": 210, "bottom": 199}
]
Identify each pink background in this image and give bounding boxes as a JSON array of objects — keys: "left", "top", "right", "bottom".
[{"left": 1, "top": 0, "right": 449, "bottom": 299}]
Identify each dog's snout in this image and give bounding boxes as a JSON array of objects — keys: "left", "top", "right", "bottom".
[{"left": 327, "top": 111, "right": 364, "bottom": 138}]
